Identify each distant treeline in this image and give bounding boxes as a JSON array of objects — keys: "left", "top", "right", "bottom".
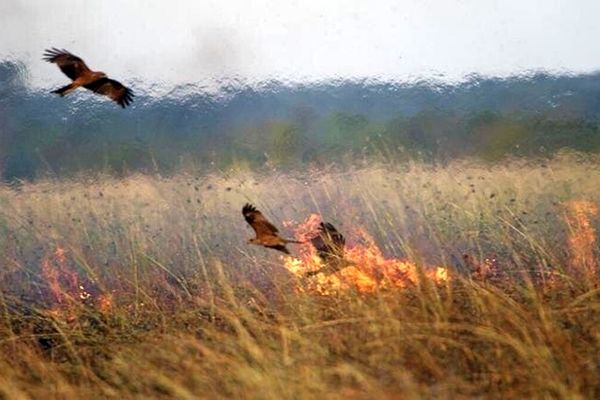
[{"left": 1, "top": 60, "right": 600, "bottom": 180}]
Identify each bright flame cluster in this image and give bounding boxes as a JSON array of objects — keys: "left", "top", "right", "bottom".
[{"left": 284, "top": 214, "right": 449, "bottom": 295}]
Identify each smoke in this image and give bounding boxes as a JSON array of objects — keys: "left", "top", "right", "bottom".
[
  {"left": 4, "top": 0, "right": 600, "bottom": 91},
  {"left": 192, "top": 26, "right": 252, "bottom": 78}
]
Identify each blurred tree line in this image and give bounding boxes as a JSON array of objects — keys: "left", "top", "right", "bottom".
[{"left": 1, "top": 60, "right": 600, "bottom": 180}]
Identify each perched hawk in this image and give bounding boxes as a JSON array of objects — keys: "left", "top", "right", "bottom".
[
  {"left": 43, "top": 48, "right": 134, "bottom": 108},
  {"left": 242, "top": 203, "right": 302, "bottom": 254},
  {"left": 305, "top": 222, "right": 352, "bottom": 277}
]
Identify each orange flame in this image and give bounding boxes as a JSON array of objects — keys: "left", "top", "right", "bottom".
[
  {"left": 41, "top": 246, "right": 111, "bottom": 316},
  {"left": 462, "top": 254, "right": 499, "bottom": 281},
  {"left": 41, "top": 247, "right": 80, "bottom": 306},
  {"left": 284, "top": 214, "right": 449, "bottom": 294},
  {"left": 564, "top": 200, "right": 598, "bottom": 279},
  {"left": 434, "top": 266, "right": 449, "bottom": 282},
  {"left": 97, "top": 294, "right": 113, "bottom": 313}
]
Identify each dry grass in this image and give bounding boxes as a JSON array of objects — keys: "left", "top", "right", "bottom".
[{"left": 0, "top": 154, "right": 599, "bottom": 399}]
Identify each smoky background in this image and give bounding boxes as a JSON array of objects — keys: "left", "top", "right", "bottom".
[{"left": 1, "top": 0, "right": 600, "bottom": 180}]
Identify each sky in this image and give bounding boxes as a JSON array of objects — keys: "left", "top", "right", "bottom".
[{"left": 1, "top": 0, "right": 600, "bottom": 91}]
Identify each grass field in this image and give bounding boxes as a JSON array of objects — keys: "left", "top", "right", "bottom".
[{"left": 0, "top": 154, "right": 599, "bottom": 399}]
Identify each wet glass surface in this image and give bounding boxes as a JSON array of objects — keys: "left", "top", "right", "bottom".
[{"left": 1, "top": 1, "right": 599, "bottom": 179}]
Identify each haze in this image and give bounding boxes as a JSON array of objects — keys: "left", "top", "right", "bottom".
[{"left": 1, "top": 0, "right": 599, "bottom": 90}]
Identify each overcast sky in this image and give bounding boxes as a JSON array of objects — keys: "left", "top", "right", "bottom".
[{"left": 1, "top": 0, "right": 599, "bottom": 90}]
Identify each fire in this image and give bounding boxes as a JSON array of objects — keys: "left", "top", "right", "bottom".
[
  {"left": 434, "top": 266, "right": 449, "bottom": 282},
  {"left": 563, "top": 200, "right": 598, "bottom": 280},
  {"left": 284, "top": 214, "right": 449, "bottom": 294},
  {"left": 97, "top": 294, "right": 113, "bottom": 313},
  {"left": 40, "top": 246, "right": 112, "bottom": 316},
  {"left": 291, "top": 213, "right": 323, "bottom": 243},
  {"left": 41, "top": 246, "right": 81, "bottom": 306}
]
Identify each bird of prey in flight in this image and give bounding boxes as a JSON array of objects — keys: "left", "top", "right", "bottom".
[
  {"left": 305, "top": 222, "right": 352, "bottom": 276},
  {"left": 242, "top": 203, "right": 302, "bottom": 254},
  {"left": 43, "top": 48, "right": 134, "bottom": 108},
  {"left": 311, "top": 222, "right": 345, "bottom": 262}
]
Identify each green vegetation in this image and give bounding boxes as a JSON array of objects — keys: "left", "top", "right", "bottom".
[
  {"left": 4, "top": 106, "right": 600, "bottom": 180},
  {"left": 0, "top": 156, "right": 598, "bottom": 399},
  {"left": 3, "top": 60, "right": 600, "bottom": 180}
]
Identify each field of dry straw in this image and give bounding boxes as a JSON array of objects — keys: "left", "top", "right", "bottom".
[{"left": 0, "top": 154, "right": 599, "bottom": 399}]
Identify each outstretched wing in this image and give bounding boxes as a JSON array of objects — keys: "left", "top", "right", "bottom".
[
  {"left": 43, "top": 48, "right": 91, "bottom": 81},
  {"left": 242, "top": 203, "right": 280, "bottom": 239},
  {"left": 83, "top": 78, "right": 134, "bottom": 108},
  {"left": 311, "top": 222, "right": 345, "bottom": 261}
]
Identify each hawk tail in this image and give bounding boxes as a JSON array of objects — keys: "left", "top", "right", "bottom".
[
  {"left": 285, "top": 239, "right": 306, "bottom": 244},
  {"left": 273, "top": 245, "right": 291, "bottom": 255},
  {"left": 52, "top": 83, "right": 78, "bottom": 97}
]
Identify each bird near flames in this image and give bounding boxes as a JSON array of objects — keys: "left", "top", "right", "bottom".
[
  {"left": 305, "top": 221, "right": 354, "bottom": 277},
  {"left": 242, "top": 203, "right": 302, "bottom": 255}
]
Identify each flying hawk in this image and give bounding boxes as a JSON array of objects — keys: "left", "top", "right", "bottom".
[
  {"left": 305, "top": 222, "right": 351, "bottom": 277},
  {"left": 43, "top": 48, "right": 134, "bottom": 108},
  {"left": 242, "top": 203, "right": 302, "bottom": 254},
  {"left": 311, "top": 222, "right": 346, "bottom": 263}
]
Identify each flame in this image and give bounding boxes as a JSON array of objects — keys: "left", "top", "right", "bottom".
[
  {"left": 283, "top": 214, "right": 449, "bottom": 294},
  {"left": 41, "top": 247, "right": 80, "bottom": 306},
  {"left": 434, "top": 266, "right": 449, "bottom": 282},
  {"left": 40, "top": 246, "right": 111, "bottom": 316},
  {"left": 97, "top": 294, "right": 113, "bottom": 313},
  {"left": 292, "top": 213, "right": 323, "bottom": 243},
  {"left": 564, "top": 200, "right": 598, "bottom": 279},
  {"left": 462, "top": 254, "right": 499, "bottom": 281}
]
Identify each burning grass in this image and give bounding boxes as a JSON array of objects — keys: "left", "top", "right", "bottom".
[
  {"left": 284, "top": 215, "right": 449, "bottom": 295},
  {"left": 0, "top": 154, "right": 599, "bottom": 399}
]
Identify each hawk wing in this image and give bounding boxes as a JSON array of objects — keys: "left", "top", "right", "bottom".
[
  {"left": 311, "top": 222, "right": 345, "bottom": 261},
  {"left": 43, "top": 48, "right": 91, "bottom": 81},
  {"left": 83, "top": 78, "right": 134, "bottom": 108},
  {"left": 242, "top": 203, "right": 280, "bottom": 239}
]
